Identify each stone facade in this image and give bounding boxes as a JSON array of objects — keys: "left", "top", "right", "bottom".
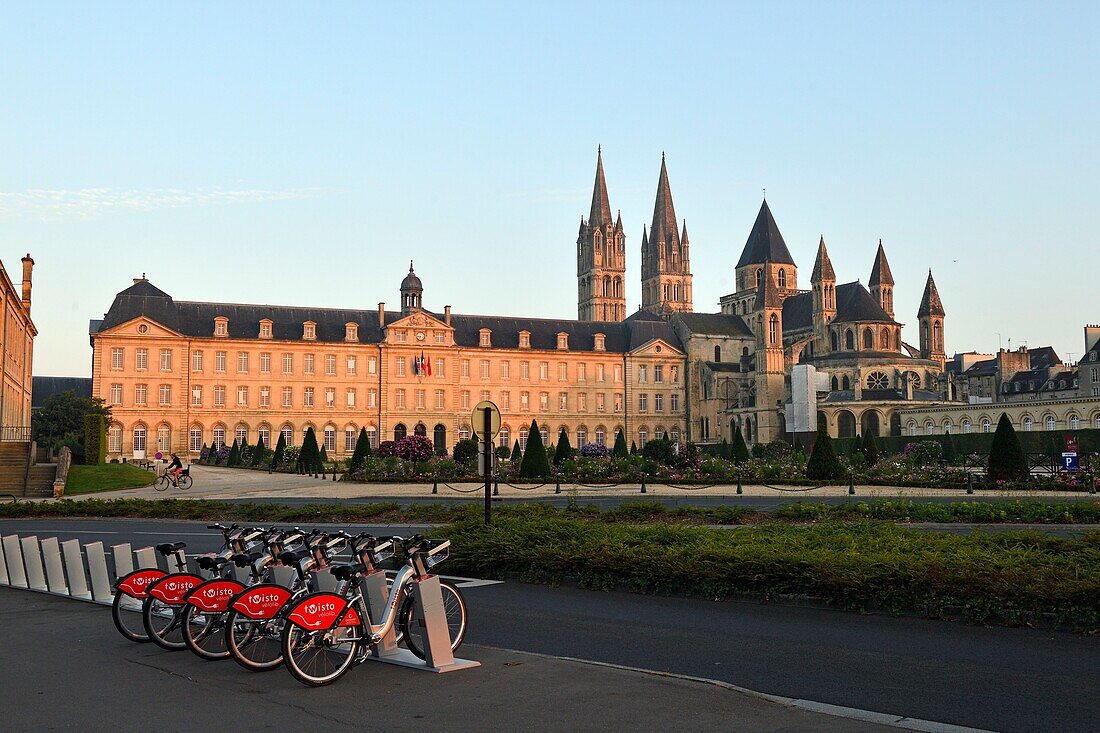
[{"left": 1, "top": 254, "right": 35, "bottom": 436}]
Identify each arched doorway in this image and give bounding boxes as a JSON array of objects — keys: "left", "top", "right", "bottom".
[
  {"left": 433, "top": 424, "right": 447, "bottom": 455},
  {"left": 393, "top": 423, "right": 407, "bottom": 441},
  {"left": 837, "top": 410, "right": 856, "bottom": 438},
  {"left": 889, "top": 413, "right": 902, "bottom": 437},
  {"left": 414, "top": 423, "right": 427, "bottom": 437},
  {"left": 860, "top": 410, "right": 881, "bottom": 438}
]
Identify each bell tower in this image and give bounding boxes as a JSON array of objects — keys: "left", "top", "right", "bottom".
[
  {"left": 640, "top": 154, "right": 692, "bottom": 314},
  {"left": 918, "top": 270, "right": 946, "bottom": 367},
  {"left": 577, "top": 147, "right": 627, "bottom": 322}
]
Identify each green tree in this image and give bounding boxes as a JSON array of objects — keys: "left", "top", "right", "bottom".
[
  {"left": 319, "top": 444, "right": 328, "bottom": 466},
  {"left": 941, "top": 430, "right": 957, "bottom": 465},
  {"left": 83, "top": 413, "right": 106, "bottom": 465},
  {"left": 227, "top": 439, "right": 241, "bottom": 467},
  {"left": 301, "top": 428, "right": 321, "bottom": 473},
  {"left": 806, "top": 427, "right": 844, "bottom": 481},
  {"left": 630, "top": 440, "right": 638, "bottom": 455},
  {"left": 612, "top": 430, "right": 628, "bottom": 458},
  {"left": 251, "top": 434, "right": 267, "bottom": 466},
  {"left": 861, "top": 430, "right": 880, "bottom": 466},
  {"left": 553, "top": 428, "right": 573, "bottom": 467},
  {"left": 643, "top": 435, "right": 675, "bottom": 464},
  {"left": 31, "top": 391, "right": 110, "bottom": 461},
  {"left": 511, "top": 439, "right": 522, "bottom": 463},
  {"left": 730, "top": 428, "right": 750, "bottom": 463},
  {"left": 348, "top": 428, "right": 372, "bottom": 473},
  {"left": 270, "top": 431, "right": 287, "bottom": 470},
  {"left": 988, "top": 413, "right": 1029, "bottom": 482},
  {"left": 518, "top": 420, "right": 551, "bottom": 478}
]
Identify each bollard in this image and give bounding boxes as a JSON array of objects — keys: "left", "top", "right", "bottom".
[
  {"left": 492, "top": 481, "right": 499, "bottom": 497},
  {"left": 640, "top": 477, "right": 647, "bottom": 494},
  {"left": 21, "top": 536, "right": 47, "bottom": 591},
  {"left": 966, "top": 472, "right": 974, "bottom": 495},
  {"left": 2, "top": 535, "right": 27, "bottom": 588},
  {"left": 41, "top": 537, "right": 67, "bottom": 594},
  {"left": 736, "top": 474, "right": 743, "bottom": 495},
  {"left": 333, "top": 469, "right": 337, "bottom": 482},
  {"left": 848, "top": 473, "right": 855, "bottom": 495},
  {"left": 61, "top": 540, "right": 91, "bottom": 599},
  {"left": 432, "top": 480, "right": 438, "bottom": 495},
  {"left": 555, "top": 481, "right": 561, "bottom": 494}
]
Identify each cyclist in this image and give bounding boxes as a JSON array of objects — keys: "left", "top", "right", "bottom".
[{"left": 167, "top": 453, "right": 184, "bottom": 485}]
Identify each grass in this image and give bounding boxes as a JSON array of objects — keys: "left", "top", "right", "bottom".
[{"left": 65, "top": 464, "right": 156, "bottom": 494}]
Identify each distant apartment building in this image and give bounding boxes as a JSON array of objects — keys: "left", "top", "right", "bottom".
[{"left": 1, "top": 254, "right": 35, "bottom": 438}]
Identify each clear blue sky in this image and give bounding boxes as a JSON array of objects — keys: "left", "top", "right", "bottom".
[{"left": 3, "top": 2, "right": 1097, "bottom": 375}]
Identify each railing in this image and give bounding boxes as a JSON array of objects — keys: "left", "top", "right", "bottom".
[{"left": 0, "top": 426, "right": 32, "bottom": 442}]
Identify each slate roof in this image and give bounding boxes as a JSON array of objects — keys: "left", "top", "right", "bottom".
[
  {"left": 781, "top": 291, "right": 814, "bottom": 331},
  {"left": 676, "top": 312, "right": 754, "bottom": 338},
  {"left": 588, "top": 147, "right": 613, "bottom": 228},
  {"left": 823, "top": 388, "right": 941, "bottom": 403},
  {"left": 869, "top": 241, "right": 894, "bottom": 286},
  {"left": 95, "top": 280, "right": 683, "bottom": 354},
  {"left": 917, "top": 271, "right": 945, "bottom": 317},
  {"left": 830, "top": 281, "right": 895, "bottom": 324},
  {"left": 810, "top": 237, "right": 835, "bottom": 282},
  {"left": 736, "top": 199, "right": 796, "bottom": 268},
  {"left": 705, "top": 362, "right": 743, "bottom": 373},
  {"left": 32, "top": 376, "right": 92, "bottom": 408}
]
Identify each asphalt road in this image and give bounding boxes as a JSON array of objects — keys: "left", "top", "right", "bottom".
[{"left": 2, "top": 517, "right": 1098, "bottom": 732}]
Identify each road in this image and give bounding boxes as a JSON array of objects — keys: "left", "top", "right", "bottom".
[{"left": 2, "top": 517, "right": 1098, "bottom": 732}]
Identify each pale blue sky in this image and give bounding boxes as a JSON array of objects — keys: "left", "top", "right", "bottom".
[{"left": 2, "top": 2, "right": 1097, "bottom": 375}]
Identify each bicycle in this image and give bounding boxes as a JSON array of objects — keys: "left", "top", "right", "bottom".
[
  {"left": 280, "top": 535, "right": 467, "bottom": 687},
  {"left": 154, "top": 467, "right": 192, "bottom": 492}
]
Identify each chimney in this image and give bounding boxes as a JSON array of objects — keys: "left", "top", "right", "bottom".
[
  {"left": 444, "top": 305, "right": 451, "bottom": 326},
  {"left": 20, "top": 254, "right": 34, "bottom": 313},
  {"left": 378, "top": 302, "right": 385, "bottom": 328}
]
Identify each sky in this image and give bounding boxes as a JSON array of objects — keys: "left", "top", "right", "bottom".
[{"left": 2, "top": 2, "right": 1097, "bottom": 376}]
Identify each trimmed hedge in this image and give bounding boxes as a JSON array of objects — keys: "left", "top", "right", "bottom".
[
  {"left": 835, "top": 427, "right": 1100, "bottom": 459},
  {"left": 83, "top": 414, "right": 106, "bottom": 466}
]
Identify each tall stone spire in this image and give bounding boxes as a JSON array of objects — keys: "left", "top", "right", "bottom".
[
  {"left": 918, "top": 270, "right": 946, "bottom": 365},
  {"left": 810, "top": 236, "right": 835, "bottom": 283},
  {"left": 641, "top": 153, "right": 692, "bottom": 314},
  {"left": 869, "top": 240, "right": 895, "bottom": 319},
  {"left": 577, "top": 147, "right": 626, "bottom": 322},
  {"left": 918, "top": 270, "right": 945, "bottom": 317}
]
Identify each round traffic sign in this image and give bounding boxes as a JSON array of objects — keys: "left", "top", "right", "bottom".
[{"left": 472, "top": 401, "right": 501, "bottom": 439}]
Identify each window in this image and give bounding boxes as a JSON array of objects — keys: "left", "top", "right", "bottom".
[
  {"left": 461, "top": 359, "right": 470, "bottom": 378},
  {"left": 325, "top": 355, "right": 336, "bottom": 375},
  {"left": 596, "top": 393, "right": 605, "bottom": 411},
  {"left": 191, "top": 350, "right": 203, "bottom": 372},
  {"left": 639, "top": 393, "right": 648, "bottom": 411},
  {"left": 845, "top": 330, "right": 855, "bottom": 350},
  {"left": 435, "top": 390, "right": 445, "bottom": 409},
  {"left": 962, "top": 419, "right": 972, "bottom": 434},
  {"left": 212, "top": 426, "right": 225, "bottom": 449},
  {"left": 368, "top": 389, "right": 377, "bottom": 407},
  {"left": 596, "top": 364, "right": 605, "bottom": 382},
  {"left": 1045, "top": 415, "right": 1056, "bottom": 431},
  {"left": 498, "top": 427, "right": 510, "bottom": 449},
  {"left": 769, "top": 314, "right": 780, "bottom": 344},
  {"left": 520, "top": 391, "right": 529, "bottom": 410},
  {"left": 559, "top": 363, "right": 568, "bottom": 381},
  {"left": 304, "top": 387, "right": 315, "bottom": 407},
  {"left": 260, "top": 321, "right": 272, "bottom": 338},
  {"left": 981, "top": 418, "right": 992, "bottom": 433},
  {"left": 435, "top": 358, "right": 445, "bottom": 377},
  {"left": 345, "top": 428, "right": 357, "bottom": 452},
  {"left": 260, "top": 386, "right": 270, "bottom": 407},
  {"left": 434, "top": 332, "right": 445, "bottom": 344},
  {"left": 346, "top": 389, "right": 356, "bottom": 407},
  {"left": 540, "top": 426, "right": 549, "bottom": 445},
  {"left": 323, "top": 427, "right": 336, "bottom": 452},
  {"left": 594, "top": 334, "right": 605, "bottom": 351},
  {"left": 614, "top": 365, "right": 623, "bottom": 383},
  {"left": 638, "top": 365, "right": 647, "bottom": 383},
  {"left": 519, "top": 332, "right": 531, "bottom": 348},
  {"left": 160, "top": 349, "right": 172, "bottom": 371},
  {"left": 501, "top": 391, "right": 511, "bottom": 410},
  {"left": 654, "top": 365, "right": 663, "bottom": 383},
  {"left": 365, "top": 427, "right": 377, "bottom": 449},
  {"left": 559, "top": 392, "right": 568, "bottom": 411},
  {"left": 595, "top": 428, "right": 605, "bottom": 446},
  {"left": 159, "top": 384, "right": 171, "bottom": 406},
  {"left": 108, "top": 424, "right": 123, "bottom": 453},
  {"left": 110, "top": 383, "right": 122, "bottom": 405},
  {"left": 481, "top": 360, "right": 490, "bottom": 379},
  {"left": 1069, "top": 415, "right": 1080, "bottom": 431},
  {"left": 237, "top": 352, "right": 248, "bottom": 373},
  {"left": 235, "top": 425, "right": 248, "bottom": 445},
  {"left": 346, "top": 356, "right": 357, "bottom": 376},
  {"left": 303, "top": 322, "right": 316, "bottom": 340},
  {"left": 519, "top": 428, "right": 529, "bottom": 450},
  {"left": 520, "top": 361, "right": 530, "bottom": 380},
  {"left": 257, "top": 426, "right": 270, "bottom": 449},
  {"left": 304, "top": 354, "right": 315, "bottom": 375},
  {"left": 132, "top": 425, "right": 147, "bottom": 454},
  {"left": 557, "top": 333, "right": 568, "bottom": 350},
  {"left": 415, "top": 390, "right": 425, "bottom": 409},
  {"left": 480, "top": 390, "right": 490, "bottom": 403},
  {"left": 461, "top": 391, "right": 471, "bottom": 409},
  {"left": 1023, "top": 416, "right": 1033, "bottom": 431},
  {"left": 191, "top": 386, "right": 202, "bottom": 406},
  {"left": 326, "top": 388, "right": 336, "bottom": 407},
  {"left": 136, "top": 348, "right": 148, "bottom": 370},
  {"left": 576, "top": 428, "right": 587, "bottom": 447},
  {"left": 214, "top": 351, "right": 226, "bottom": 372},
  {"left": 282, "top": 387, "right": 293, "bottom": 407},
  {"left": 346, "top": 324, "right": 358, "bottom": 342},
  {"left": 863, "top": 328, "right": 874, "bottom": 350},
  {"left": 501, "top": 361, "right": 511, "bottom": 379},
  {"left": 189, "top": 426, "right": 202, "bottom": 453},
  {"left": 396, "top": 390, "right": 406, "bottom": 408},
  {"left": 615, "top": 393, "right": 624, "bottom": 412},
  {"left": 479, "top": 329, "right": 491, "bottom": 347},
  {"left": 539, "top": 362, "right": 549, "bottom": 381},
  {"left": 539, "top": 392, "right": 549, "bottom": 411},
  {"left": 368, "top": 356, "right": 377, "bottom": 375},
  {"left": 214, "top": 318, "right": 228, "bottom": 337},
  {"left": 671, "top": 393, "right": 679, "bottom": 412},
  {"left": 111, "top": 347, "right": 124, "bottom": 370},
  {"left": 260, "top": 352, "right": 270, "bottom": 373},
  {"left": 578, "top": 364, "right": 587, "bottom": 382},
  {"left": 214, "top": 385, "right": 226, "bottom": 406},
  {"left": 655, "top": 393, "right": 664, "bottom": 412},
  {"left": 397, "top": 358, "right": 407, "bottom": 376},
  {"left": 578, "top": 393, "right": 587, "bottom": 411},
  {"left": 925, "top": 421, "right": 934, "bottom": 435},
  {"left": 638, "top": 428, "right": 648, "bottom": 447},
  {"left": 281, "top": 425, "right": 294, "bottom": 447},
  {"left": 135, "top": 383, "right": 148, "bottom": 405}
]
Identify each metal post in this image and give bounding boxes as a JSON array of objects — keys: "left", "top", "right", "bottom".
[
  {"left": 483, "top": 407, "right": 492, "bottom": 526},
  {"left": 555, "top": 481, "right": 561, "bottom": 494},
  {"left": 848, "top": 472, "right": 855, "bottom": 495},
  {"left": 432, "top": 480, "right": 438, "bottom": 495},
  {"left": 736, "top": 473, "right": 743, "bottom": 495},
  {"left": 640, "top": 477, "right": 647, "bottom": 494},
  {"left": 966, "top": 472, "right": 974, "bottom": 495}
]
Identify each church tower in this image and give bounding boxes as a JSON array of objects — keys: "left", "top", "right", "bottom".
[
  {"left": 869, "top": 240, "right": 895, "bottom": 320},
  {"left": 641, "top": 154, "right": 693, "bottom": 314},
  {"left": 810, "top": 237, "right": 836, "bottom": 353},
  {"left": 753, "top": 261, "right": 787, "bottom": 441},
  {"left": 577, "top": 147, "right": 626, "bottom": 322},
  {"left": 918, "top": 270, "right": 946, "bottom": 367},
  {"left": 727, "top": 199, "right": 798, "bottom": 315}
]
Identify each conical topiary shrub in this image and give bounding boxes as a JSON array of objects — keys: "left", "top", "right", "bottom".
[
  {"left": 941, "top": 430, "right": 957, "bottom": 465},
  {"left": 612, "top": 430, "right": 628, "bottom": 458},
  {"left": 861, "top": 430, "right": 880, "bottom": 466},
  {"left": 251, "top": 435, "right": 266, "bottom": 466},
  {"left": 806, "top": 426, "right": 844, "bottom": 481},
  {"left": 511, "top": 439, "right": 522, "bottom": 463},
  {"left": 988, "top": 413, "right": 1028, "bottom": 482},
  {"left": 301, "top": 428, "right": 321, "bottom": 473},
  {"left": 270, "top": 431, "right": 286, "bottom": 470},
  {"left": 227, "top": 439, "right": 241, "bottom": 467},
  {"left": 730, "top": 428, "right": 750, "bottom": 464},
  {"left": 518, "top": 420, "right": 551, "bottom": 479},
  {"left": 553, "top": 428, "right": 573, "bottom": 467},
  {"left": 348, "top": 427, "right": 371, "bottom": 473},
  {"left": 630, "top": 440, "right": 638, "bottom": 455}
]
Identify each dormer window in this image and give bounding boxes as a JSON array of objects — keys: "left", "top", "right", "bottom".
[
  {"left": 479, "top": 329, "right": 492, "bottom": 347},
  {"left": 594, "top": 333, "right": 606, "bottom": 351},
  {"left": 214, "top": 317, "right": 228, "bottom": 337},
  {"left": 557, "top": 333, "right": 568, "bottom": 350},
  {"left": 303, "top": 321, "right": 316, "bottom": 340},
  {"left": 345, "top": 323, "right": 358, "bottom": 342},
  {"left": 259, "top": 320, "right": 273, "bottom": 339},
  {"left": 519, "top": 331, "right": 531, "bottom": 349}
]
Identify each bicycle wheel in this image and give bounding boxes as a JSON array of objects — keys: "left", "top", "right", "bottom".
[
  {"left": 399, "top": 580, "right": 467, "bottom": 661},
  {"left": 282, "top": 624, "right": 360, "bottom": 687},
  {"left": 226, "top": 609, "right": 284, "bottom": 671},
  {"left": 142, "top": 597, "right": 187, "bottom": 650},
  {"left": 154, "top": 476, "right": 169, "bottom": 492},
  {"left": 112, "top": 592, "right": 150, "bottom": 643},
  {"left": 181, "top": 605, "right": 230, "bottom": 660},
  {"left": 178, "top": 475, "right": 193, "bottom": 491}
]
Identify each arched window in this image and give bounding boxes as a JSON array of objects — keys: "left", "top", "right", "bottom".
[
  {"left": 866, "top": 372, "right": 889, "bottom": 390},
  {"left": 132, "top": 424, "right": 147, "bottom": 457},
  {"left": 845, "top": 329, "right": 855, "bottom": 350},
  {"left": 755, "top": 269, "right": 762, "bottom": 287},
  {"left": 714, "top": 345, "right": 721, "bottom": 361},
  {"left": 323, "top": 426, "right": 336, "bottom": 452},
  {"left": 841, "top": 375, "right": 850, "bottom": 391},
  {"left": 257, "top": 425, "right": 271, "bottom": 450},
  {"left": 778, "top": 269, "right": 787, "bottom": 287},
  {"left": 638, "top": 428, "right": 649, "bottom": 447},
  {"left": 863, "top": 328, "right": 874, "bottom": 349},
  {"left": 881, "top": 328, "right": 891, "bottom": 350},
  {"left": 413, "top": 423, "right": 427, "bottom": 437},
  {"left": 925, "top": 421, "right": 935, "bottom": 435},
  {"left": 365, "top": 426, "right": 377, "bottom": 449},
  {"left": 156, "top": 424, "right": 171, "bottom": 453},
  {"left": 108, "top": 423, "right": 123, "bottom": 453},
  {"left": 212, "top": 425, "right": 225, "bottom": 450},
  {"left": 188, "top": 425, "right": 203, "bottom": 453},
  {"left": 1023, "top": 416, "right": 1033, "bottom": 432},
  {"left": 519, "top": 427, "right": 529, "bottom": 450},
  {"left": 769, "top": 314, "right": 779, "bottom": 344},
  {"left": 595, "top": 427, "right": 605, "bottom": 446},
  {"left": 943, "top": 420, "right": 954, "bottom": 435},
  {"left": 434, "top": 424, "right": 447, "bottom": 454},
  {"left": 1069, "top": 414, "right": 1080, "bottom": 431},
  {"left": 962, "top": 419, "right": 972, "bottom": 434},
  {"left": 281, "top": 425, "right": 294, "bottom": 447},
  {"left": 1045, "top": 415, "right": 1056, "bottom": 431},
  {"left": 394, "top": 423, "right": 407, "bottom": 441},
  {"left": 934, "top": 321, "right": 943, "bottom": 352},
  {"left": 837, "top": 411, "right": 856, "bottom": 438},
  {"left": 540, "top": 426, "right": 549, "bottom": 445},
  {"left": 235, "top": 424, "right": 248, "bottom": 446},
  {"left": 830, "top": 331, "right": 838, "bottom": 351},
  {"left": 498, "top": 426, "right": 510, "bottom": 449},
  {"left": 981, "top": 418, "right": 992, "bottom": 433},
  {"left": 1094, "top": 414, "right": 1100, "bottom": 430},
  {"left": 576, "top": 428, "right": 587, "bottom": 446},
  {"left": 830, "top": 376, "right": 839, "bottom": 391}
]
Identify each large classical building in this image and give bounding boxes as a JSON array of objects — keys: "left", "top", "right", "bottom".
[{"left": 1, "top": 254, "right": 35, "bottom": 438}]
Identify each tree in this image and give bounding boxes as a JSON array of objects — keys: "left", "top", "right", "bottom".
[
  {"left": 348, "top": 428, "right": 372, "bottom": 473},
  {"left": 518, "top": 420, "right": 551, "bottom": 478},
  {"left": 452, "top": 437, "right": 479, "bottom": 467},
  {"left": 806, "top": 426, "right": 844, "bottom": 481},
  {"left": 511, "top": 439, "right": 522, "bottom": 463},
  {"left": 300, "top": 428, "right": 321, "bottom": 473},
  {"left": 988, "top": 413, "right": 1028, "bottom": 482},
  {"left": 612, "top": 430, "right": 628, "bottom": 458},
  {"left": 643, "top": 435, "right": 675, "bottom": 464},
  {"left": 861, "top": 430, "right": 880, "bottom": 466},
  {"left": 270, "top": 432, "right": 286, "bottom": 469},
  {"left": 730, "top": 428, "right": 750, "bottom": 464},
  {"left": 553, "top": 428, "right": 573, "bottom": 467},
  {"left": 227, "top": 439, "right": 241, "bottom": 467},
  {"left": 251, "top": 434, "right": 267, "bottom": 466},
  {"left": 630, "top": 440, "right": 638, "bottom": 455},
  {"left": 941, "top": 430, "right": 957, "bottom": 465},
  {"left": 31, "top": 391, "right": 110, "bottom": 461},
  {"left": 319, "top": 444, "right": 328, "bottom": 466},
  {"left": 83, "top": 413, "right": 106, "bottom": 465}
]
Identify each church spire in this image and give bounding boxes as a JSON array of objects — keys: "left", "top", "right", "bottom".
[
  {"left": 588, "top": 146, "right": 612, "bottom": 228},
  {"left": 640, "top": 154, "right": 692, "bottom": 313},
  {"left": 648, "top": 154, "right": 679, "bottom": 251},
  {"left": 918, "top": 270, "right": 945, "bottom": 317},
  {"left": 869, "top": 239, "right": 894, "bottom": 286},
  {"left": 577, "top": 147, "right": 625, "bottom": 322},
  {"left": 810, "top": 236, "right": 835, "bottom": 283}
]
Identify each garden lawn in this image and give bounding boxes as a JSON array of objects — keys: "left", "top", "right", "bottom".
[{"left": 65, "top": 464, "right": 156, "bottom": 494}]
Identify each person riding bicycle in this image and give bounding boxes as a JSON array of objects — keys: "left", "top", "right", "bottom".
[{"left": 167, "top": 453, "right": 184, "bottom": 484}]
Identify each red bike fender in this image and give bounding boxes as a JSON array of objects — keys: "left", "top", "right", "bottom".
[
  {"left": 285, "top": 592, "right": 355, "bottom": 631},
  {"left": 146, "top": 573, "right": 205, "bottom": 605},
  {"left": 184, "top": 579, "right": 246, "bottom": 613},
  {"left": 114, "top": 568, "right": 167, "bottom": 599},
  {"left": 229, "top": 584, "right": 293, "bottom": 619}
]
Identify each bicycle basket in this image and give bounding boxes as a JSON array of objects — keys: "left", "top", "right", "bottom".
[{"left": 424, "top": 539, "right": 450, "bottom": 569}]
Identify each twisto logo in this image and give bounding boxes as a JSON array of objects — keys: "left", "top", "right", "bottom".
[
  {"left": 251, "top": 593, "right": 284, "bottom": 604},
  {"left": 203, "top": 586, "right": 236, "bottom": 598},
  {"left": 304, "top": 602, "right": 337, "bottom": 616},
  {"left": 165, "top": 580, "right": 197, "bottom": 593}
]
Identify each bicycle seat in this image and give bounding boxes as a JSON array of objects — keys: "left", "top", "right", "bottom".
[
  {"left": 330, "top": 563, "right": 366, "bottom": 581},
  {"left": 231, "top": 551, "right": 263, "bottom": 567},
  {"left": 278, "top": 549, "right": 310, "bottom": 565},
  {"left": 156, "top": 542, "right": 186, "bottom": 555},
  {"left": 197, "top": 555, "right": 230, "bottom": 570}
]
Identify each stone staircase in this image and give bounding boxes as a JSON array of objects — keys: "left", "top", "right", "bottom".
[{"left": 0, "top": 442, "right": 56, "bottom": 497}]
